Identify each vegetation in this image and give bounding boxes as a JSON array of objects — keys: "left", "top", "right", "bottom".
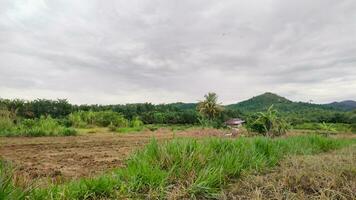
[
  {"left": 68, "top": 110, "right": 128, "bottom": 128},
  {"left": 227, "top": 92, "right": 356, "bottom": 125},
  {"left": 293, "top": 122, "right": 356, "bottom": 134},
  {"left": 227, "top": 145, "right": 356, "bottom": 199},
  {"left": 197, "top": 92, "right": 223, "bottom": 120},
  {"left": 0, "top": 160, "right": 31, "bottom": 200},
  {"left": 246, "top": 106, "right": 289, "bottom": 136},
  {"left": 0, "top": 116, "right": 76, "bottom": 137},
  {"left": 21, "top": 135, "right": 354, "bottom": 199},
  {"left": 1, "top": 92, "right": 355, "bottom": 133},
  {"left": 1, "top": 92, "right": 355, "bottom": 137}
]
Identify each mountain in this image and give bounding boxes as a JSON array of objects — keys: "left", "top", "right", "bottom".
[
  {"left": 226, "top": 92, "right": 338, "bottom": 113},
  {"left": 326, "top": 100, "right": 356, "bottom": 111}
]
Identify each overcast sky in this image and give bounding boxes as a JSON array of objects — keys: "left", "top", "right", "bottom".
[{"left": 0, "top": 0, "right": 355, "bottom": 105}]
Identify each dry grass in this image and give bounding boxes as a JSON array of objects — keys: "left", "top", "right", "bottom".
[{"left": 224, "top": 145, "right": 356, "bottom": 200}]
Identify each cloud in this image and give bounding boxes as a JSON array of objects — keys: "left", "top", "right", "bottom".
[{"left": 0, "top": 0, "right": 355, "bottom": 104}]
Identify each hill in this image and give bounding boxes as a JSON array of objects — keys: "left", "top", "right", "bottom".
[
  {"left": 226, "top": 92, "right": 338, "bottom": 113},
  {"left": 225, "top": 92, "right": 356, "bottom": 124},
  {"left": 326, "top": 100, "right": 356, "bottom": 111}
]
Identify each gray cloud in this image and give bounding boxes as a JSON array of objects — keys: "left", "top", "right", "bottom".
[{"left": 0, "top": 0, "right": 355, "bottom": 104}]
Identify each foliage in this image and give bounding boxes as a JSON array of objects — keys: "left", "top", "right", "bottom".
[
  {"left": 68, "top": 111, "right": 128, "bottom": 128},
  {"left": 116, "top": 126, "right": 144, "bottom": 133},
  {"left": 0, "top": 98, "right": 72, "bottom": 119},
  {"left": 0, "top": 160, "right": 31, "bottom": 200},
  {"left": 247, "top": 106, "right": 289, "bottom": 136},
  {"left": 130, "top": 117, "right": 144, "bottom": 127},
  {"left": 26, "top": 135, "right": 354, "bottom": 199},
  {"left": 197, "top": 92, "right": 223, "bottom": 120},
  {"left": 1, "top": 93, "right": 355, "bottom": 127},
  {"left": 294, "top": 122, "right": 355, "bottom": 133},
  {"left": 0, "top": 107, "right": 16, "bottom": 132},
  {"left": 0, "top": 116, "right": 76, "bottom": 137},
  {"left": 227, "top": 92, "right": 356, "bottom": 125}
]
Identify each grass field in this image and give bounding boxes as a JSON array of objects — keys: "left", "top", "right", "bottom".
[{"left": 1, "top": 130, "right": 355, "bottom": 199}]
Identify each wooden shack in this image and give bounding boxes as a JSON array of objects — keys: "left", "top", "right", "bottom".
[{"left": 225, "top": 118, "right": 245, "bottom": 136}]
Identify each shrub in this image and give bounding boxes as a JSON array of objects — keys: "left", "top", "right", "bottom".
[
  {"left": 68, "top": 111, "right": 128, "bottom": 128},
  {"left": 130, "top": 117, "right": 144, "bottom": 128},
  {"left": 1, "top": 116, "right": 76, "bottom": 137},
  {"left": 0, "top": 108, "right": 16, "bottom": 134},
  {"left": 351, "top": 124, "right": 356, "bottom": 133},
  {"left": 247, "top": 106, "right": 289, "bottom": 136}
]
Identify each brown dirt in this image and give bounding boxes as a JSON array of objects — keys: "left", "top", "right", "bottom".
[{"left": 0, "top": 129, "right": 225, "bottom": 182}]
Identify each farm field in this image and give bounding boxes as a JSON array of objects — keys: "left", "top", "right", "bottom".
[
  {"left": 1, "top": 130, "right": 355, "bottom": 199},
  {"left": 1, "top": 93, "right": 355, "bottom": 199},
  {"left": 0, "top": 128, "right": 223, "bottom": 181}
]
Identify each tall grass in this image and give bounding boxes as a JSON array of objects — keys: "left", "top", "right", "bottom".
[
  {"left": 27, "top": 135, "right": 354, "bottom": 199},
  {"left": 0, "top": 116, "right": 76, "bottom": 137},
  {"left": 0, "top": 160, "right": 31, "bottom": 200},
  {"left": 68, "top": 111, "right": 128, "bottom": 128}
]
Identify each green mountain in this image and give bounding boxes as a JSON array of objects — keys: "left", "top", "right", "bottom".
[
  {"left": 326, "top": 100, "right": 356, "bottom": 111},
  {"left": 226, "top": 92, "right": 338, "bottom": 113}
]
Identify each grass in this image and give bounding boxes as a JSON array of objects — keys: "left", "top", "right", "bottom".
[
  {"left": 0, "top": 116, "right": 76, "bottom": 137},
  {"left": 294, "top": 122, "right": 356, "bottom": 134},
  {"left": 115, "top": 126, "right": 144, "bottom": 133},
  {"left": 114, "top": 124, "right": 199, "bottom": 134},
  {"left": 226, "top": 145, "right": 356, "bottom": 199},
  {"left": 23, "top": 135, "right": 355, "bottom": 199},
  {"left": 0, "top": 160, "right": 32, "bottom": 200}
]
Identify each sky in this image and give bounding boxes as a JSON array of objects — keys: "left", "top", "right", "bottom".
[{"left": 0, "top": 0, "right": 355, "bottom": 105}]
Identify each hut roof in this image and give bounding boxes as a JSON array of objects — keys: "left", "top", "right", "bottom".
[{"left": 225, "top": 118, "right": 245, "bottom": 126}]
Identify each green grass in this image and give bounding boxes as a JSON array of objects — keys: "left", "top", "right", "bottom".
[
  {"left": 144, "top": 124, "right": 198, "bottom": 132},
  {"left": 0, "top": 116, "right": 76, "bottom": 137},
  {"left": 293, "top": 122, "right": 356, "bottom": 134},
  {"left": 0, "top": 160, "right": 32, "bottom": 200},
  {"left": 25, "top": 135, "right": 355, "bottom": 199},
  {"left": 115, "top": 126, "right": 144, "bottom": 133},
  {"left": 114, "top": 124, "right": 199, "bottom": 134}
]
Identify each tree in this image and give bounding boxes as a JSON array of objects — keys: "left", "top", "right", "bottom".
[
  {"left": 250, "top": 106, "right": 289, "bottom": 137},
  {"left": 197, "top": 93, "right": 223, "bottom": 120}
]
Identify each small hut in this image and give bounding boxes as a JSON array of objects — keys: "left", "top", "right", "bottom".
[
  {"left": 225, "top": 118, "right": 245, "bottom": 136},
  {"left": 225, "top": 118, "right": 245, "bottom": 127}
]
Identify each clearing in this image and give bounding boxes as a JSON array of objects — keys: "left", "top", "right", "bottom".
[{"left": 0, "top": 128, "right": 223, "bottom": 182}]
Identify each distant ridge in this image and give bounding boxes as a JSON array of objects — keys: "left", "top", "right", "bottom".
[
  {"left": 226, "top": 92, "right": 340, "bottom": 113},
  {"left": 326, "top": 100, "right": 356, "bottom": 111}
]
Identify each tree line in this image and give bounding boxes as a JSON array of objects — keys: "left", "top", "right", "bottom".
[{"left": 1, "top": 96, "right": 355, "bottom": 125}]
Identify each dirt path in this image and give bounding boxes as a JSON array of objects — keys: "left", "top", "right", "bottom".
[{"left": 0, "top": 129, "right": 224, "bottom": 182}]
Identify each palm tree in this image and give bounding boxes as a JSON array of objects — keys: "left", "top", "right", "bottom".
[{"left": 197, "top": 92, "right": 223, "bottom": 120}]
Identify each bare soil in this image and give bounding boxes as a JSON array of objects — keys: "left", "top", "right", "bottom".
[{"left": 0, "top": 129, "right": 225, "bottom": 182}]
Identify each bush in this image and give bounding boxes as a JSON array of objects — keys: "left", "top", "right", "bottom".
[
  {"left": 1, "top": 116, "right": 76, "bottom": 137},
  {"left": 130, "top": 117, "right": 144, "bottom": 128},
  {"left": 351, "top": 124, "right": 356, "bottom": 133},
  {"left": 247, "top": 106, "right": 289, "bottom": 136},
  {"left": 0, "top": 108, "right": 16, "bottom": 133},
  {"left": 68, "top": 111, "right": 129, "bottom": 128}
]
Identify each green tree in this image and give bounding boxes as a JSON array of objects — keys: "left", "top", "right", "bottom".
[{"left": 197, "top": 93, "right": 223, "bottom": 120}]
